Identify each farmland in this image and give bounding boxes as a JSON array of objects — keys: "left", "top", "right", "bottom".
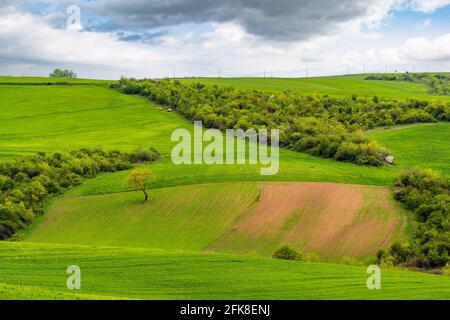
[
  {"left": 24, "top": 182, "right": 409, "bottom": 262},
  {"left": 0, "top": 75, "right": 449, "bottom": 299},
  {"left": 181, "top": 74, "right": 450, "bottom": 101},
  {"left": 2, "top": 241, "right": 450, "bottom": 300}
]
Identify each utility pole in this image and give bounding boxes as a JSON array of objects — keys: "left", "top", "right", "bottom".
[{"left": 173, "top": 67, "right": 175, "bottom": 79}]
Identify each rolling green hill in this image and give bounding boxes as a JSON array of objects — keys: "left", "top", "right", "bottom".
[
  {"left": 24, "top": 182, "right": 410, "bottom": 262},
  {"left": 0, "top": 80, "right": 399, "bottom": 187},
  {"left": 0, "top": 75, "right": 449, "bottom": 300},
  {"left": 181, "top": 74, "right": 450, "bottom": 101},
  {"left": 2, "top": 241, "right": 450, "bottom": 300},
  {"left": 0, "top": 84, "right": 187, "bottom": 159}
]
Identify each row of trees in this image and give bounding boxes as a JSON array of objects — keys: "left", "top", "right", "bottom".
[
  {"left": 114, "top": 78, "right": 449, "bottom": 166},
  {"left": 378, "top": 169, "right": 450, "bottom": 269},
  {"left": 366, "top": 73, "right": 450, "bottom": 96},
  {"left": 0, "top": 148, "right": 160, "bottom": 239}
]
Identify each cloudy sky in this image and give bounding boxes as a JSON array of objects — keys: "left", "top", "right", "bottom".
[{"left": 0, "top": 0, "right": 449, "bottom": 79}]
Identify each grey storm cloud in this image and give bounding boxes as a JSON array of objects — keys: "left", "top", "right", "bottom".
[{"left": 88, "top": 0, "right": 375, "bottom": 41}]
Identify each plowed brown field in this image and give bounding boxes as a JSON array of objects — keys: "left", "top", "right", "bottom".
[{"left": 209, "top": 182, "right": 410, "bottom": 261}]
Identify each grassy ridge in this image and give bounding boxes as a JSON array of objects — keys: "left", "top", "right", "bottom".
[
  {"left": 2, "top": 241, "right": 450, "bottom": 300},
  {"left": 0, "top": 76, "right": 114, "bottom": 85},
  {"left": 180, "top": 75, "right": 450, "bottom": 101}
]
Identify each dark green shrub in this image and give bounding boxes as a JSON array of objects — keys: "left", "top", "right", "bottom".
[
  {"left": 272, "top": 245, "right": 300, "bottom": 260},
  {"left": 387, "top": 169, "right": 450, "bottom": 268}
]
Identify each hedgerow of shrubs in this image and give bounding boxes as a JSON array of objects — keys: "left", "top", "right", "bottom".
[
  {"left": 366, "top": 73, "right": 450, "bottom": 96},
  {"left": 0, "top": 148, "right": 160, "bottom": 239},
  {"left": 378, "top": 169, "right": 450, "bottom": 269},
  {"left": 113, "top": 78, "right": 449, "bottom": 166}
]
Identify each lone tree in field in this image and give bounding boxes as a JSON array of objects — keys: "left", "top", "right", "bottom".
[
  {"left": 126, "top": 169, "right": 156, "bottom": 201},
  {"left": 49, "top": 68, "right": 77, "bottom": 78}
]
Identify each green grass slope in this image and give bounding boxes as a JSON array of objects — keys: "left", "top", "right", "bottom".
[
  {"left": 0, "top": 84, "right": 188, "bottom": 158},
  {"left": 2, "top": 241, "right": 450, "bottom": 300},
  {"left": 368, "top": 122, "right": 450, "bottom": 175},
  {"left": 24, "top": 182, "right": 410, "bottom": 262},
  {"left": 0, "top": 283, "right": 124, "bottom": 300},
  {"left": 25, "top": 183, "right": 259, "bottom": 250},
  {"left": 181, "top": 74, "right": 450, "bottom": 101}
]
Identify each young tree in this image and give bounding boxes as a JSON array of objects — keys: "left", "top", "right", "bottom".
[{"left": 126, "top": 169, "right": 156, "bottom": 201}]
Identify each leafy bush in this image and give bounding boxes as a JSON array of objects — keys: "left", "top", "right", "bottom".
[
  {"left": 49, "top": 68, "right": 77, "bottom": 78},
  {"left": 443, "top": 263, "right": 450, "bottom": 276},
  {"left": 128, "top": 147, "right": 160, "bottom": 163},
  {"left": 0, "top": 148, "right": 160, "bottom": 238},
  {"left": 380, "top": 169, "right": 450, "bottom": 269},
  {"left": 272, "top": 245, "right": 301, "bottom": 260}
]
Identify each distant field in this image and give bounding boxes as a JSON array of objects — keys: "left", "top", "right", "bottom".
[
  {"left": 2, "top": 241, "right": 450, "bottom": 300},
  {"left": 368, "top": 122, "right": 450, "bottom": 175},
  {"left": 25, "top": 182, "right": 410, "bottom": 262},
  {"left": 181, "top": 74, "right": 450, "bottom": 101},
  {"left": 0, "top": 81, "right": 399, "bottom": 187},
  {"left": 2, "top": 78, "right": 447, "bottom": 192},
  {"left": 0, "top": 76, "right": 114, "bottom": 85}
]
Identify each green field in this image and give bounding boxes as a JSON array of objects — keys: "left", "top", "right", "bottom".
[
  {"left": 368, "top": 122, "right": 450, "bottom": 175},
  {"left": 0, "top": 84, "right": 187, "bottom": 159},
  {"left": 2, "top": 241, "right": 450, "bottom": 300},
  {"left": 181, "top": 74, "right": 450, "bottom": 101},
  {"left": 25, "top": 183, "right": 259, "bottom": 250},
  {"left": 0, "top": 75, "right": 449, "bottom": 300},
  {"left": 0, "top": 76, "right": 114, "bottom": 85},
  {"left": 23, "top": 182, "right": 409, "bottom": 262},
  {"left": 0, "top": 81, "right": 400, "bottom": 187}
]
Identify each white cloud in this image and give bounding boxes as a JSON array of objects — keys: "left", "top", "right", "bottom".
[
  {"left": 408, "top": 0, "right": 450, "bottom": 13},
  {"left": 0, "top": 2, "right": 449, "bottom": 79},
  {"left": 401, "top": 33, "right": 450, "bottom": 61},
  {"left": 0, "top": 7, "right": 181, "bottom": 78}
]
